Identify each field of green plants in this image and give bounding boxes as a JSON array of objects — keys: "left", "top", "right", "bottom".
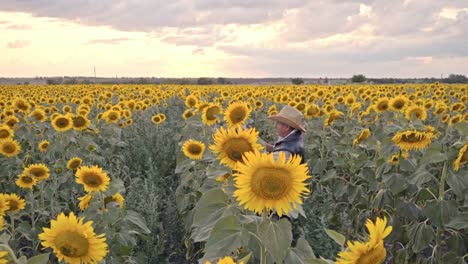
[{"left": 0, "top": 83, "right": 467, "bottom": 264}]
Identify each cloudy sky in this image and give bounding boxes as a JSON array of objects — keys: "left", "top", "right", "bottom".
[{"left": 1, "top": 0, "right": 467, "bottom": 78}]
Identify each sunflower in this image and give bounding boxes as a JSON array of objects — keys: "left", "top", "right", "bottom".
[
  {"left": 4, "top": 116, "right": 19, "bottom": 128},
  {"left": 103, "top": 110, "right": 120, "bottom": 124},
  {"left": 0, "top": 124, "right": 14, "bottom": 139},
  {"left": 453, "top": 143, "right": 467, "bottom": 171},
  {"left": 0, "top": 195, "right": 9, "bottom": 215},
  {"left": 72, "top": 115, "right": 91, "bottom": 131},
  {"left": 38, "top": 140, "right": 50, "bottom": 152},
  {"left": 182, "top": 109, "right": 194, "bottom": 119},
  {"left": 185, "top": 95, "right": 198, "bottom": 108},
  {"left": 405, "top": 105, "right": 427, "bottom": 121},
  {"left": 204, "top": 256, "right": 244, "bottom": 264},
  {"left": 325, "top": 110, "right": 344, "bottom": 126},
  {"left": 233, "top": 151, "right": 310, "bottom": 217},
  {"left": 16, "top": 173, "right": 38, "bottom": 189},
  {"left": 202, "top": 104, "right": 222, "bottom": 126},
  {"left": 449, "top": 114, "right": 462, "bottom": 126},
  {"left": 375, "top": 97, "right": 390, "bottom": 112},
  {"left": 388, "top": 154, "right": 399, "bottom": 165},
  {"left": 224, "top": 102, "right": 251, "bottom": 128},
  {"left": 305, "top": 104, "right": 320, "bottom": 118},
  {"left": 67, "top": 157, "right": 83, "bottom": 170},
  {"left": 0, "top": 251, "right": 7, "bottom": 264},
  {"left": 51, "top": 114, "right": 73, "bottom": 132},
  {"left": 389, "top": 96, "right": 408, "bottom": 112},
  {"left": 24, "top": 163, "right": 50, "bottom": 181},
  {"left": 210, "top": 127, "right": 263, "bottom": 169},
  {"left": 29, "top": 108, "right": 47, "bottom": 122},
  {"left": 38, "top": 212, "right": 108, "bottom": 264},
  {"left": 0, "top": 138, "right": 21, "bottom": 158},
  {"left": 182, "top": 139, "right": 206, "bottom": 160},
  {"left": 353, "top": 128, "right": 371, "bottom": 145},
  {"left": 78, "top": 194, "right": 93, "bottom": 211},
  {"left": 392, "top": 130, "right": 434, "bottom": 151},
  {"left": 336, "top": 217, "right": 392, "bottom": 264},
  {"left": 75, "top": 165, "right": 110, "bottom": 193},
  {"left": 151, "top": 114, "right": 165, "bottom": 125},
  {"left": 104, "top": 193, "right": 125, "bottom": 208},
  {"left": 4, "top": 193, "right": 26, "bottom": 213},
  {"left": 0, "top": 218, "right": 4, "bottom": 231}
]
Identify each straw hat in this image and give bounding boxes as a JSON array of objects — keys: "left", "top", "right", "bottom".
[{"left": 268, "top": 105, "right": 306, "bottom": 132}]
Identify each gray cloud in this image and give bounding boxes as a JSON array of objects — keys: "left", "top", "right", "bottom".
[
  {"left": 86, "top": 38, "right": 132, "bottom": 45},
  {"left": 7, "top": 39, "right": 30, "bottom": 49}
]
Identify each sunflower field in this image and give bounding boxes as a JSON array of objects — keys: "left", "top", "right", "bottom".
[{"left": 0, "top": 83, "right": 467, "bottom": 264}]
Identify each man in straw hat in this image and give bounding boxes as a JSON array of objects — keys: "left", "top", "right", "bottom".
[{"left": 265, "top": 105, "right": 306, "bottom": 164}]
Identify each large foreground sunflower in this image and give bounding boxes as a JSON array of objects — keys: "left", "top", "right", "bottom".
[
  {"left": 224, "top": 102, "right": 251, "bottom": 128},
  {"left": 453, "top": 143, "right": 467, "bottom": 171},
  {"left": 75, "top": 165, "right": 110, "bottom": 193},
  {"left": 182, "top": 139, "right": 206, "bottom": 160},
  {"left": 0, "top": 251, "right": 7, "bottom": 264},
  {"left": 38, "top": 212, "right": 108, "bottom": 264},
  {"left": 233, "top": 151, "right": 310, "bottom": 217},
  {"left": 336, "top": 217, "right": 392, "bottom": 264},
  {"left": 205, "top": 256, "right": 244, "bottom": 264},
  {"left": 392, "top": 130, "right": 435, "bottom": 151},
  {"left": 210, "top": 127, "right": 263, "bottom": 169}
]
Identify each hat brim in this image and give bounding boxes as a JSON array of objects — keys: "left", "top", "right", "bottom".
[{"left": 268, "top": 115, "right": 306, "bottom": 132}]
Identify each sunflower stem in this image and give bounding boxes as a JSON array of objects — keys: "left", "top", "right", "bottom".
[
  {"left": 435, "top": 161, "right": 448, "bottom": 263},
  {"left": 248, "top": 231, "right": 266, "bottom": 264}
]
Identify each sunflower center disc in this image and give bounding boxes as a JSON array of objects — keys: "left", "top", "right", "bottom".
[
  {"left": 0, "top": 130, "right": 9, "bottom": 138},
  {"left": 56, "top": 118, "right": 69, "bottom": 127},
  {"left": 8, "top": 200, "right": 19, "bottom": 211},
  {"left": 402, "top": 133, "right": 421, "bottom": 143},
  {"left": 23, "top": 176, "right": 34, "bottom": 184},
  {"left": 188, "top": 144, "right": 202, "bottom": 155},
  {"left": 230, "top": 108, "right": 246, "bottom": 123},
  {"left": 55, "top": 231, "right": 89, "bottom": 257},
  {"left": 30, "top": 168, "right": 45, "bottom": 177},
  {"left": 84, "top": 174, "right": 103, "bottom": 187},
  {"left": 3, "top": 143, "right": 16, "bottom": 154},
  {"left": 225, "top": 138, "right": 252, "bottom": 162},
  {"left": 251, "top": 167, "right": 291, "bottom": 199}
]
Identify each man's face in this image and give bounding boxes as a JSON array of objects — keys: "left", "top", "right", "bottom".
[{"left": 275, "top": 121, "right": 292, "bottom": 137}]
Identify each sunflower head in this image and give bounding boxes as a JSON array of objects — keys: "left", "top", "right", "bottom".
[
  {"left": 67, "top": 157, "right": 83, "bottom": 170},
  {"left": 75, "top": 165, "right": 111, "bottom": 193},
  {"left": 405, "top": 105, "right": 427, "bottom": 121},
  {"left": 202, "top": 104, "right": 222, "bottom": 126},
  {"left": 29, "top": 108, "right": 47, "bottom": 122},
  {"left": 51, "top": 114, "right": 73, "bottom": 132},
  {"left": 72, "top": 115, "right": 91, "bottom": 131},
  {"left": 182, "top": 139, "right": 206, "bottom": 160},
  {"left": 0, "top": 138, "right": 21, "bottom": 158},
  {"left": 224, "top": 102, "right": 251, "bottom": 128},
  {"left": 453, "top": 143, "right": 468, "bottom": 172},
  {"left": 78, "top": 194, "right": 93, "bottom": 211},
  {"left": 210, "top": 127, "right": 263, "bottom": 169},
  {"left": 233, "top": 151, "right": 310, "bottom": 217},
  {"left": 104, "top": 193, "right": 125, "bottom": 208},
  {"left": 353, "top": 128, "right": 371, "bottom": 146},
  {"left": 38, "top": 140, "right": 50, "bottom": 152},
  {"left": 38, "top": 212, "right": 108, "bottom": 264},
  {"left": 16, "top": 173, "right": 38, "bottom": 189},
  {"left": 24, "top": 163, "right": 50, "bottom": 181},
  {"left": 392, "top": 130, "right": 434, "bottom": 151},
  {"left": 0, "top": 124, "right": 14, "bottom": 139},
  {"left": 4, "top": 193, "right": 26, "bottom": 213}
]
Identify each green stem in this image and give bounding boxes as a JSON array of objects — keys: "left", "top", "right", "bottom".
[
  {"left": 0, "top": 244, "right": 19, "bottom": 263},
  {"left": 248, "top": 231, "right": 266, "bottom": 264},
  {"left": 435, "top": 161, "right": 448, "bottom": 262}
]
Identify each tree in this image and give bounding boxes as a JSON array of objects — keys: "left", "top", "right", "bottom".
[
  {"left": 291, "top": 78, "right": 304, "bottom": 85},
  {"left": 197, "top": 77, "right": 214, "bottom": 85},
  {"left": 351, "top": 74, "right": 367, "bottom": 83},
  {"left": 445, "top": 74, "right": 468, "bottom": 84},
  {"left": 217, "top": 77, "right": 227, "bottom": 84}
]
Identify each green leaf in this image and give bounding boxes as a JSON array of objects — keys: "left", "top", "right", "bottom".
[
  {"left": 324, "top": 228, "right": 346, "bottom": 247},
  {"left": 125, "top": 210, "right": 151, "bottom": 234},
  {"left": 422, "top": 199, "right": 458, "bottom": 228},
  {"left": 420, "top": 149, "right": 447, "bottom": 165},
  {"left": 203, "top": 216, "right": 249, "bottom": 260},
  {"left": 446, "top": 213, "right": 468, "bottom": 230},
  {"left": 383, "top": 173, "right": 409, "bottom": 195},
  {"left": 407, "top": 221, "right": 434, "bottom": 253},
  {"left": 306, "top": 258, "right": 334, "bottom": 264},
  {"left": 27, "top": 253, "right": 50, "bottom": 264},
  {"left": 258, "top": 218, "right": 292, "bottom": 263},
  {"left": 191, "top": 189, "right": 235, "bottom": 242},
  {"left": 0, "top": 233, "right": 11, "bottom": 244},
  {"left": 286, "top": 238, "right": 316, "bottom": 264},
  {"left": 105, "top": 177, "right": 125, "bottom": 196},
  {"left": 407, "top": 170, "right": 435, "bottom": 187},
  {"left": 446, "top": 170, "right": 468, "bottom": 198}
]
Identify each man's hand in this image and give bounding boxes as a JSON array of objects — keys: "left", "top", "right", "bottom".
[{"left": 265, "top": 143, "right": 273, "bottom": 153}]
